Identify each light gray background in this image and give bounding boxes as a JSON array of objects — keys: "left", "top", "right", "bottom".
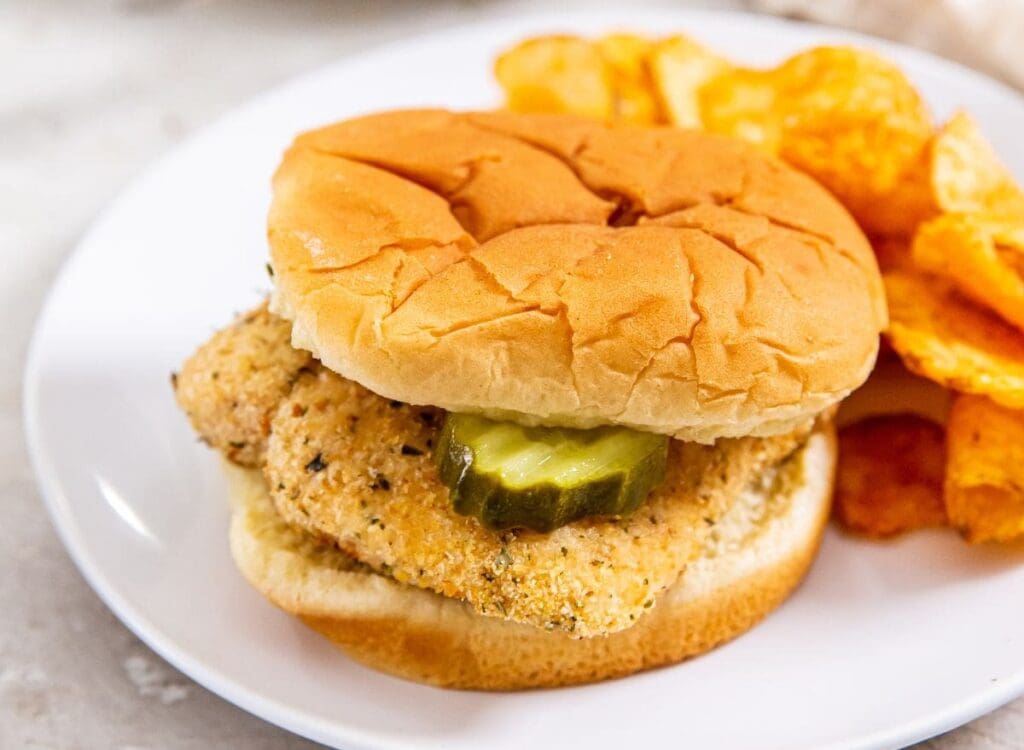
[{"left": 3, "top": 1, "right": 1022, "bottom": 747}]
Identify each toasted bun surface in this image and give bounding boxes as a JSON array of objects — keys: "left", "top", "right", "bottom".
[
  {"left": 228, "top": 422, "right": 835, "bottom": 690},
  {"left": 269, "top": 110, "right": 884, "bottom": 442}
]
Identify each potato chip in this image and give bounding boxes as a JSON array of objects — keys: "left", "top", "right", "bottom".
[
  {"left": 648, "top": 35, "right": 732, "bottom": 129},
  {"left": 771, "top": 47, "right": 934, "bottom": 236},
  {"left": 596, "top": 33, "right": 651, "bottom": 77},
  {"left": 946, "top": 394, "right": 1024, "bottom": 542},
  {"left": 884, "top": 269, "right": 1024, "bottom": 408},
  {"left": 696, "top": 66, "right": 778, "bottom": 150},
  {"left": 495, "top": 36, "right": 613, "bottom": 120},
  {"left": 913, "top": 212, "right": 1024, "bottom": 331},
  {"left": 853, "top": 149, "right": 936, "bottom": 239},
  {"left": 834, "top": 415, "right": 947, "bottom": 538},
  {"left": 696, "top": 47, "right": 935, "bottom": 235},
  {"left": 595, "top": 34, "right": 661, "bottom": 124},
  {"left": 930, "top": 111, "right": 1024, "bottom": 217}
]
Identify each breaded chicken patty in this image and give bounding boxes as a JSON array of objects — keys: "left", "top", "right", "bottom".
[
  {"left": 265, "top": 370, "right": 809, "bottom": 636},
  {"left": 178, "top": 303, "right": 811, "bottom": 637},
  {"left": 174, "top": 304, "right": 313, "bottom": 465}
]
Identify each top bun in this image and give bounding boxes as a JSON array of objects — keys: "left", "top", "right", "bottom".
[{"left": 268, "top": 110, "right": 885, "bottom": 442}]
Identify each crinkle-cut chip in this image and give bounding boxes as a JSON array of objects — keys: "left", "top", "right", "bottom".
[
  {"left": 853, "top": 149, "right": 935, "bottom": 239},
  {"left": 495, "top": 36, "right": 613, "bottom": 120},
  {"left": 700, "top": 46, "right": 935, "bottom": 236},
  {"left": 834, "top": 415, "right": 946, "bottom": 538},
  {"left": 913, "top": 213, "right": 1024, "bottom": 331},
  {"left": 495, "top": 35, "right": 659, "bottom": 125},
  {"left": 946, "top": 394, "right": 1024, "bottom": 542},
  {"left": 931, "top": 111, "right": 1024, "bottom": 217},
  {"left": 697, "top": 67, "right": 779, "bottom": 151},
  {"left": 884, "top": 269, "right": 1024, "bottom": 408},
  {"left": 769, "top": 47, "right": 935, "bottom": 236},
  {"left": 648, "top": 35, "right": 732, "bottom": 128},
  {"left": 595, "top": 33, "right": 661, "bottom": 124}
]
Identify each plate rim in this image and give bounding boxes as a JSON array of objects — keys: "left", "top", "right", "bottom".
[{"left": 22, "top": 7, "right": 1024, "bottom": 749}]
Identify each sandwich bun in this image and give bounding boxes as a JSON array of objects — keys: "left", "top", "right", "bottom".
[
  {"left": 269, "top": 110, "right": 885, "bottom": 443},
  {"left": 228, "top": 421, "right": 835, "bottom": 690}
]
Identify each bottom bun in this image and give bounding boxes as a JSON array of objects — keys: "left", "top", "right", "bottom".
[{"left": 227, "top": 423, "right": 835, "bottom": 690}]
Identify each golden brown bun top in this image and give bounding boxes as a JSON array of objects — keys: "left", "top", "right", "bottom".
[{"left": 268, "top": 110, "right": 885, "bottom": 441}]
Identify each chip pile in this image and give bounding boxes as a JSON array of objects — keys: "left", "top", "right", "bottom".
[{"left": 496, "top": 33, "right": 1024, "bottom": 543}]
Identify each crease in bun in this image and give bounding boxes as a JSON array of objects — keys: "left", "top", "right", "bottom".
[{"left": 269, "top": 110, "right": 885, "bottom": 442}]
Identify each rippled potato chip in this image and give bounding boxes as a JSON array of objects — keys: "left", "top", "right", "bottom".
[
  {"left": 648, "top": 35, "right": 732, "bottom": 128},
  {"left": 834, "top": 415, "right": 947, "bottom": 538},
  {"left": 699, "top": 47, "right": 935, "bottom": 236},
  {"left": 772, "top": 47, "right": 934, "bottom": 236},
  {"left": 946, "top": 394, "right": 1024, "bottom": 542},
  {"left": 495, "top": 36, "right": 613, "bottom": 120},
  {"left": 931, "top": 111, "right": 1024, "bottom": 217},
  {"left": 913, "top": 213, "right": 1024, "bottom": 331},
  {"left": 697, "top": 67, "right": 777, "bottom": 150},
  {"left": 884, "top": 269, "right": 1024, "bottom": 408},
  {"left": 595, "top": 33, "right": 661, "bottom": 123},
  {"left": 854, "top": 150, "right": 935, "bottom": 239},
  {"left": 495, "top": 34, "right": 662, "bottom": 124}
]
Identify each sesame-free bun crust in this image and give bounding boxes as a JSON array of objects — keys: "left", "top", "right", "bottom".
[
  {"left": 228, "top": 423, "right": 835, "bottom": 690},
  {"left": 269, "top": 111, "right": 885, "bottom": 442}
]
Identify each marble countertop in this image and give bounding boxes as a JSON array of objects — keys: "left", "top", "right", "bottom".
[{"left": 2, "top": 1, "right": 1021, "bottom": 747}]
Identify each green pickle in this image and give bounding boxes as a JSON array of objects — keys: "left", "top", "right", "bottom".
[{"left": 435, "top": 413, "right": 669, "bottom": 532}]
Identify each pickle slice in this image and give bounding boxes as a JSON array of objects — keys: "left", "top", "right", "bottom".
[{"left": 436, "top": 413, "right": 669, "bottom": 532}]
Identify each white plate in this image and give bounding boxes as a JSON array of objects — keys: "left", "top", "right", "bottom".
[{"left": 24, "top": 8, "right": 1024, "bottom": 750}]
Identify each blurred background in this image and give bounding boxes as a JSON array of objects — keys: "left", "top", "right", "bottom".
[
  {"left": 4, "top": 0, "right": 1021, "bottom": 299},
  {"left": 2, "top": 1, "right": 1022, "bottom": 748}
]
